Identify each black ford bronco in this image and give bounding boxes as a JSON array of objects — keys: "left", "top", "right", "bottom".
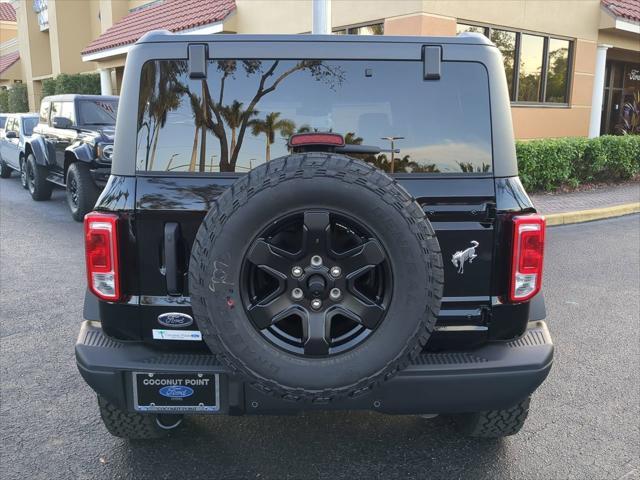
[
  {"left": 75, "top": 32, "right": 553, "bottom": 440},
  {"left": 25, "top": 94, "right": 118, "bottom": 221}
]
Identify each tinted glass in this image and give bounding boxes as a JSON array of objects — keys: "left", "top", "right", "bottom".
[
  {"left": 456, "top": 24, "right": 488, "bottom": 36},
  {"left": 39, "top": 101, "right": 50, "bottom": 123},
  {"left": 491, "top": 29, "right": 516, "bottom": 100},
  {"left": 60, "top": 102, "right": 75, "bottom": 123},
  {"left": 77, "top": 100, "right": 118, "bottom": 125},
  {"left": 351, "top": 24, "right": 383, "bottom": 35},
  {"left": 22, "top": 117, "right": 39, "bottom": 136},
  {"left": 0, "top": 116, "right": 6, "bottom": 129},
  {"left": 545, "top": 38, "right": 570, "bottom": 103},
  {"left": 517, "top": 34, "right": 544, "bottom": 102},
  {"left": 50, "top": 102, "right": 61, "bottom": 122},
  {"left": 137, "top": 59, "right": 492, "bottom": 174}
]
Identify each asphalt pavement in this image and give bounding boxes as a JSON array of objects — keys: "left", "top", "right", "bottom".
[{"left": 1, "top": 175, "right": 638, "bottom": 480}]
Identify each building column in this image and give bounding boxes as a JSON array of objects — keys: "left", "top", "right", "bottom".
[
  {"left": 99, "top": 68, "right": 113, "bottom": 96},
  {"left": 588, "top": 44, "right": 611, "bottom": 138}
]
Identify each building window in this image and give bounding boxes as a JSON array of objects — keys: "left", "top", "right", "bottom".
[
  {"left": 517, "top": 34, "right": 545, "bottom": 102},
  {"left": 32, "top": 0, "right": 49, "bottom": 31},
  {"left": 545, "top": 39, "right": 571, "bottom": 103},
  {"left": 490, "top": 29, "right": 517, "bottom": 100},
  {"left": 457, "top": 21, "right": 572, "bottom": 104},
  {"left": 457, "top": 23, "right": 488, "bottom": 36},
  {"left": 334, "top": 22, "right": 383, "bottom": 35}
]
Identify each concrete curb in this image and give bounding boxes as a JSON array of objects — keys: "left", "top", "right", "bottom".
[{"left": 545, "top": 202, "right": 640, "bottom": 226}]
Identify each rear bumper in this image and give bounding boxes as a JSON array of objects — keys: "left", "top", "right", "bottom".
[{"left": 75, "top": 320, "right": 553, "bottom": 415}]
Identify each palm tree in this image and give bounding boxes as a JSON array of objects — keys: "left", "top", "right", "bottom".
[
  {"left": 249, "top": 112, "right": 295, "bottom": 162},
  {"left": 344, "top": 132, "right": 363, "bottom": 145},
  {"left": 221, "top": 100, "right": 258, "bottom": 154}
]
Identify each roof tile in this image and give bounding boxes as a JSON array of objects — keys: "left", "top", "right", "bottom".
[
  {"left": 0, "top": 2, "right": 16, "bottom": 22},
  {"left": 602, "top": 0, "right": 640, "bottom": 23},
  {"left": 82, "top": 0, "right": 236, "bottom": 55},
  {"left": 0, "top": 50, "right": 19, "bottom": 74}
]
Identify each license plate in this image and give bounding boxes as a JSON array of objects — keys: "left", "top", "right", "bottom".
[{"left": 133, "top": 372, "right": 220, "bottom": 413}]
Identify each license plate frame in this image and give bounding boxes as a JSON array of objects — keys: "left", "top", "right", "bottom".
[{"left": 132, "top": 372, "right": 220, "bottom": 413}]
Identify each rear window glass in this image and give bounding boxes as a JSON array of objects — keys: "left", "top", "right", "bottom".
[
  {"left": 77, "top": 100, "right": 118, "bottom": 126},
  {"left": 0, "top": 116, "right": 6, "bottom": 129},
  {"left": 136, "top": 59, "right": 492, "bottom": 174}
]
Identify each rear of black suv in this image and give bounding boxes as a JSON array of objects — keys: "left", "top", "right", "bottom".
[{"left": 75, "top": 32, "right": 553, "bottom": 440}]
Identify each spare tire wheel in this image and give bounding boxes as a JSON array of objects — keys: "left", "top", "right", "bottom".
[{"left": 189, "top": 154, "right": 443, "bottom": 401}]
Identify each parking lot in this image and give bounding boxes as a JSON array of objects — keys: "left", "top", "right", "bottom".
[{"left": 1, "top": 176, "right": 638, "bottom": 480}]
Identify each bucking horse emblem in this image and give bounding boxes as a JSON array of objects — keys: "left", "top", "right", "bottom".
[{"left": 451, "top": 241, "right": 479, "bottom": 274}]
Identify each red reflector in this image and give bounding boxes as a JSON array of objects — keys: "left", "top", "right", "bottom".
[
  {"left": 84, "top": 212, "right": 120, "bottom": 301},
  {"left": 509, "top": 214, "right": 545, "bottom": 302},
  {"left": 289, "top": 133, "right": 345, "bottom": 147}
]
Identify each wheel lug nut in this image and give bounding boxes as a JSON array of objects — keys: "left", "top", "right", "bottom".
[
  {"left": 291, "top": 266, "right": 303, "bottom": 278},
  {"left": 329, "top": 288, "right": 342, "bottom": 301},
  {"left": 330, "top": 266, "right": 341, "bottom": 278},
  {"left": 291, "top": 288, "right": 304, "bottom": 300},
  {"left": 310, "top": 255, "right": 323, "bottom": 267},
  {"left": 311, "top": 299, "right": 322, "bottom": 310}
]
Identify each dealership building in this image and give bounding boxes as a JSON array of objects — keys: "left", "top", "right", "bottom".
[{"left": 2, "top": 0, "right": 639, "bottom": 138}]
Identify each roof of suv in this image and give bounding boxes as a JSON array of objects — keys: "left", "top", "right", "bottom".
[
  {"left": 41, "top": 94, "right": 119, "bottom": 103},
  {"left": 113, "top": 31, "right": 517, "bottom": 178},
  {"left": 135, "top": 30, "right": 494, "bottom": 47}
]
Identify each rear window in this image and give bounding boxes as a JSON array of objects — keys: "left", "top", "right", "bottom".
[
  {"left": 136, "top": 59, "right": 492, "bottom": 174},
  {"left": 0, "top": 116, "right": 6, "bottom": 129},
  {"left": 77, "top": 100, "right": 118, "bottom": 126}
]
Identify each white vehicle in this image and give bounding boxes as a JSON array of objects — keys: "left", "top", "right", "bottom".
[{"left": 0, "top": 113, "right": 39, "bottom": 188}]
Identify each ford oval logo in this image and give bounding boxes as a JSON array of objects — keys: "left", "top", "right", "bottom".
[
  {"left": 159, "top": 385, "right": 194, "bottom": 399},
  {"left": 158, "top": 312, "right": 193, "bottom": 328}
]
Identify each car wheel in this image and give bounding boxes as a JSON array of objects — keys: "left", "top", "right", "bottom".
[
  {"left": 0, "top": 159, "right": 11, "bottom": 178},
  {"left": 26, "top": 154, "right": 52, "bottom": 201},
  {"left": 66, "top": 162, "right": 99, "bottom": 222},
  {"left": 19, "top": 158, "right": 28, "bottom": 189},
  {"left": 97, "top": 395, "right": 183, "bottom": 440},
  {"left": 453, "top": 397, "right": 531, "bottom": 438},
  {"left": 189, "top": 154, "right": 444, "bottom": 402}
]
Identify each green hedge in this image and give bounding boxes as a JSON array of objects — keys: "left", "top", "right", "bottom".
[
  {"left": 0, "top": 85, "right": 30, "bottom": 113},
  {"left": 6, "top": 84, "right": 29, "bottom": 113},
  {"left": 516, "top": 135, "right": 640, "bottom": 191},
  {"left": 41, "top": 73, "right": 101, "bottom": 97}
]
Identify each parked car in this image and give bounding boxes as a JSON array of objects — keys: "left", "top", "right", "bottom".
[
  {"left": 24, "top": 94, "right": 118, "bottom": 221},
  {"left": 0, "top": 113, "right": 39, "bottom": 187},
  {"left": 76, "top": 32, "right": 553, "bottom": 440}
]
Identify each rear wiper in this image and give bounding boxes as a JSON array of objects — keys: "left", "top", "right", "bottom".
[{"left": 335, "top": 144, "right": 400, "bottom": 155}]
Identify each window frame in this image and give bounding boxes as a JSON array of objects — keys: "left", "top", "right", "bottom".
[{"left": 457, "top": 21, "right": 573, "bottom": 107}]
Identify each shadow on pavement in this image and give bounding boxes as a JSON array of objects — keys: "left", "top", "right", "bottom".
[{"left": 115, "top": 411, "right": 508, "bottom": 479}]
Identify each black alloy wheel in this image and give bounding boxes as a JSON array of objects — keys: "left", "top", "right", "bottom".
[
  {"left": 241, "top": 210, "right": 392, "bottom": 357},
  {"left": 20, "top": 159, "right": 28, "bottom": 189},
  {"left": 68, "top": 176, "right": 79, "bottom": 207},
  {"left": 26, "top": 160, "right": 36, "bottom": 194}
]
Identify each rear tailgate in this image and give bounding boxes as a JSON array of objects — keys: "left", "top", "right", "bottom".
[{"left": 130, "top": 175, "right": 495, "bottom": 343}]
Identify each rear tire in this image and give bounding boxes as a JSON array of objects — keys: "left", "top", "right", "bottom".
[
  {"left": 26, "top": 154, "right": 52, "bottom": 201},
  {"left": 66, "top": 162, "right": 99, "bottom": 222},
  {"left": 455, "top": 397, "right": 531, "bottom": 438},
  {"left": 0, "top": 159, "right": 11, "bottom": 178},
  {"left": 97, "top": 396, "right": 183, "bottom": 440}
]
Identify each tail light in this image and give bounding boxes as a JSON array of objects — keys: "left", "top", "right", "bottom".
[
  {"left": 509, "top": 214, "right": 546, "bottom": 302},
  {"left": 84, "top": 212, "right": 121, "bottom": 301}
]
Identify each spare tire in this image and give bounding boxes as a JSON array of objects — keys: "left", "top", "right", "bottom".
[{"left": 189, "top": 154, "right": 443, "bottom": 402}]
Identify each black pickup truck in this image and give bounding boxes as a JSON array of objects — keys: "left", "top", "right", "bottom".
[
  {"left": 76, "top": 32, "right": 553, "bottom": 440},
  {"left": 24, "top": 94, "right": 118, "bottom": 221}
]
